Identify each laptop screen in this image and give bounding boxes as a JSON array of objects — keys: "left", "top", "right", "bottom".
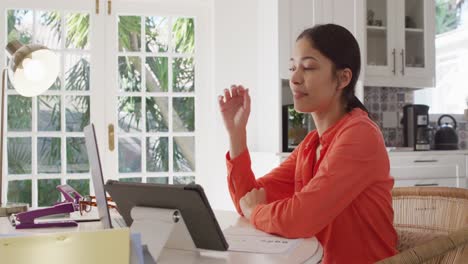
[{"left": 84, "top": 124, "right": 112, "bottom": 229}]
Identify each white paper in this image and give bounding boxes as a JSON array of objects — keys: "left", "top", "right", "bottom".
[{"left": 223, "top": 225, "right": 302, "bottom": 254}]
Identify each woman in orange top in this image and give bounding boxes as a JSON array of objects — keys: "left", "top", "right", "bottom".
[{"left": 218, "top": 24, "right": 398, "bottom": 263}]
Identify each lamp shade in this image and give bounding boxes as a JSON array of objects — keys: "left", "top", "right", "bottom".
[{"left": 6, "top": 40, "right": 59, "bottom": 97}]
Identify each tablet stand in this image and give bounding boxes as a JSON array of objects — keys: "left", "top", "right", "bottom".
[{"left": 130, "top": 206, "right": 196, "bottom": 261}]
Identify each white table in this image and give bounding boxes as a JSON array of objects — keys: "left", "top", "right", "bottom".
[{"left": 0, "top": 210, "right": 322, "bottom": 264}]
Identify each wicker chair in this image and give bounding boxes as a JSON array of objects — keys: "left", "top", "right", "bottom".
[{"left": 377, "top": 187, "right": 468, "bottom": 264}]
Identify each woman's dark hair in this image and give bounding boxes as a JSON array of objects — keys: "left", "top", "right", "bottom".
[{"left": 297, "top": 24, "right": 368, "bottom": 114}]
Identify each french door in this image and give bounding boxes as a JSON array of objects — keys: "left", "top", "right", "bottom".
[{"left": 1, "top": 0, "right": 210, "bottom": 207}]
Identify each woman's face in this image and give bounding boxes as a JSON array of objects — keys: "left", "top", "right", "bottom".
[{"left": 289, "top": 38, "right": 341, "bottom": 113}]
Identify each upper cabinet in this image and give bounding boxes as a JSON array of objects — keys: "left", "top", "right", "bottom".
[
  {"left": 365, "top": 0, "right": 435, "bottom": 88},
  {"left": 279, "top": 0, "right": 321, "bottom": 80}
]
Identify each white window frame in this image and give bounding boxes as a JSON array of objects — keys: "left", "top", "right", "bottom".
[{"left": 0, "top": 0, "right": 212, "bottom": 207}]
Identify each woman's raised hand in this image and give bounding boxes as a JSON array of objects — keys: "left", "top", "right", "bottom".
[{"left": 218, "top": 85, "right": 251, "bottom": 136}]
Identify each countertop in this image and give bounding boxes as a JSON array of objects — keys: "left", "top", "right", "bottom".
[
  {"left": 278, "top": 148, "right": 468, "bottom": 157},
  {"left": 385, "top": 147, "right": 468, "bottom": 156}
]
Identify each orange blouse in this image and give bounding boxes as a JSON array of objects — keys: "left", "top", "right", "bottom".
[{"left": 226, "top": 108, "right": 398, "bottom": 263}]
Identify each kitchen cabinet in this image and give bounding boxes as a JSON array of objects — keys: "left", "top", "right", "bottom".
[
  {"left": 279, "top": 0, "right": 321, "bottom": 80},
  {"left": 364, "top": 0, "right": 435, "bottom": 88},
  {"left": 389, "top": 152, "right": 467, "bottom": 188},
  {"left": 278, "top": 151, "right": 468, "bottom": 188}
]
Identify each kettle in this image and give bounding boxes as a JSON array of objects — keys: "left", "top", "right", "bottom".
[{"left": 434, "top": 115, "right": 459, "bottom": 150}]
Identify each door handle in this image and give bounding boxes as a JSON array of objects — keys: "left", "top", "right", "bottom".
[
  {"left": 108, "top": 124, "right": 115, "bottom": 151},
  {"left": 392, "top": 48, "right": 396, "bottom": 75},
  {"left": 414, "top": 183, "right": 439, "bottom": 187},
  {"left": 413, "top": 159, "right": 438, "bottom": 163},
  {"left": 400, "top": 49, "right": 405, "bottom": 75}
]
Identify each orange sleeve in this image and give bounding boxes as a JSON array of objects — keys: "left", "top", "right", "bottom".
[
  {"left": 226, "top": 147, "right": 299, "bottom": 215},
  {"left": 250, "top": 122, "right": 389, "bottom": 238}
]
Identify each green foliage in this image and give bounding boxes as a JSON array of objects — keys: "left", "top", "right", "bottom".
[
  {"left": 8, "top": 96, "right": 32, "bottom": 131},
  {"left": 38, "top": 179, "right": 61, "bottom": 206},
  {"left": 66, "top": 14, "right": 89, "bottom": 49},
  {"left": 7, "top": 10, "right": 32, "bottom": 44},
  {"left": 7, "top": 138, "right": 32, "bottom": 174},
  {"left": 288, "top": 106, "right": 305, "bottom": 128},
  {"left": 38, "top": 138, "right": 61, "bottom": 173},
  {"left": 7, "top": 180, "right": 32, "bottom": 206},
  {"left": 146, "top": 137, "right": 169, "bottom": 172},
  {"left": 67, "top": 179, "right": 90, "bottom": 196},
  {"left": 436, "top": 0, "right": 461, "bottom": 34},
  {"left": 172, "top": 18, "right": 195, "bottom": 53},
  {"left": 119, "top": 16, "right": 141, "bottom": 51}
]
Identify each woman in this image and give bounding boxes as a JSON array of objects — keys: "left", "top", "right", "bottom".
[{"left": 218, "top": 24, "right": 398, "bottom": 263}]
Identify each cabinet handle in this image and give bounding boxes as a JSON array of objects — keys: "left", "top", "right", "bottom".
[
  {"left": 392, "top": 48, "right": 396, "bottom": 75},
  {"left": 414, "top": 183, "right": 439, "bottom": 187},
  {"left": 413, "top": 159, "right": 438, "bottom": 163},
  {"left": 400, "top": 49, "right": 405, "bottom": 75}
]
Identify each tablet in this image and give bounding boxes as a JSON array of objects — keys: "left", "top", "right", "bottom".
[{"left": 104, "top": 180, "right": 229, "bottom": 251}]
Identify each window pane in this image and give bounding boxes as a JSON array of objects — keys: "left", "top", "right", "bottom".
[
  {"left": 118, "top": 97, "right": 142, "bottom": 132},
  {"left": 173, "top": 97, "right": 194, "bottom": 132},
  {"left": 7, "top": 9, "right": 33, "bottom": 44},
  {"left": 7, "top": 95, "right": 32, "bottom": 132},
  {"left": 173, "top": 57, "right": 194, "bottom": 92},
  {"left": 118, "top": 16, "right": 141, "bottom": 52},
  {"left": 66, "top": 96, "right": 90, "bottom": 132},
  {"left": 146, "top": 97, "right": 168, "bottom": 132},
  {"left": 146, "top": 137, "right": 168, "bottom": 172},
  {"left": 38, "top": 137, "right": 61, "bottom": 174},
  {"left": 35, "top": 11, "right": 61, "bottom": 49},
  {"left": 173, "top": 136, "right": 195, "bottom": 172},
  {"left": 49, "top": 77, "right": 62, "bottom": 91},
  {"left": 174, "top": 176, "right": 195, "bottom": 185},
  {"left": 67, "top": 137, "right": 89, "bottom": 173},
  {"left": 119, "top": 177, "right": 142, "bottom": 183},
  {"left": 118, "top": 137, "right": 141, "bottom": 173},
  {"left": 7, "top": 180, "right": 32, "bottom": 206},
  {"left": 67, "top": 179, "right": 90, "bottom": 196},
  {"left": 146, "top": 57, "right": 168, "bottom": 92},
  {"left": 145, "top": 16, "right": 169, "bottom": 52},
  {"left": 38, "top": 96, "right": 61, "bottom": 131},
  {"left": 119, "top": 56, "right": 142, "bottom": 92},
  {"left": 66, "top": 13, "right": 90, "bottom": 49},
  {"left": 7, "top": 137, "right": 32, "bottom": 174},
  {"left": 172, "top": 17, "right": 194, "bottom": 54},
  {"left": 147, "top": 177, "right": 168, "bottom": 184},
  {"left": 65, "top": 54, "right": 90, "bottom": 91},
  {"left": 38, "top": 179, "right": 61, "bottom": 206}
]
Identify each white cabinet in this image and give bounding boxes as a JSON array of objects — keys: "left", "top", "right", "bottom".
[
  {"left": 389, "top": 153, "right": 467, "bottom": 188},
  {"left": 279, "top": 0, "right": 322, "bottom": 79},
  {"left": 364, "top": 0, "right": 435, "bottom": 88}
]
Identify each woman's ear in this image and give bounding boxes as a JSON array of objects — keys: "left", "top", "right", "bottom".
[{"left": 337, "top": 68, "right": 352, "bottom": 91}]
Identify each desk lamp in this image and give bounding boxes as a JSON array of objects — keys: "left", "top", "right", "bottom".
[{"left": 0, "top": 40, "right": 59, "bottom": 213}]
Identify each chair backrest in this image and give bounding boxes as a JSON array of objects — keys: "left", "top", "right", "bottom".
[{"left": 391, "top": 187, "right": 468, "bottom": 263}]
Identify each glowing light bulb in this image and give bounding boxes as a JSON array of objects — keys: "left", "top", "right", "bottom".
[{"left": 22, "top": 57, "right": 46, "bottom": 82}]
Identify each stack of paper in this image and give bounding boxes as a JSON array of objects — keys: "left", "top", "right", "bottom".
[
  {"left": 223, "top": 225, "right": 302, "bottom": 254},
  {"left": 0, "top": 228, "right": 130, "bottom": 264}
]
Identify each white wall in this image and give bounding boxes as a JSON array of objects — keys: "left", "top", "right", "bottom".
[{"left": 206, "top": 0, "right": 260, "bottom": 211}]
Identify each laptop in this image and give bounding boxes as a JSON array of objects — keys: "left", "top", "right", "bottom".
[{"left": 84, "top": 123, "right": 127, "bottom": 229}]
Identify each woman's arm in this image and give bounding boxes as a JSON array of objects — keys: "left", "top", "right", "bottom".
[
  {"left": 226, "top": 146, "right": 299, "bottom": 215},
  {"left": 249, "top": 122, "right": 390, "bottom": 238},
  {"left": 219, "top": 84, "right": 299, "bottom": 215}
]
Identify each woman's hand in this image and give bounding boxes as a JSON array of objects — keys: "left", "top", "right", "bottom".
[
  {"left": 218, "top": 85, "right": 251, "bottom": 135},
  {"left": 218, "top": 85, "right": 251, "bottom": 158},
  {"left": 239, "top": 188, "right": 266, "bottom": 220}
]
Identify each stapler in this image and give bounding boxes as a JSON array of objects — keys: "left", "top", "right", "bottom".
[
  {"left": 9, "top": 184, "right": 83, "bottom": 229},
  {"left": 10, "top": 202, "right": 78, "bottom": 229}
]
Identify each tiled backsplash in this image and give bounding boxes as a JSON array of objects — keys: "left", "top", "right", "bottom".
[{"left": 363, "top": 86, "right": 467, "bottom": 149}]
